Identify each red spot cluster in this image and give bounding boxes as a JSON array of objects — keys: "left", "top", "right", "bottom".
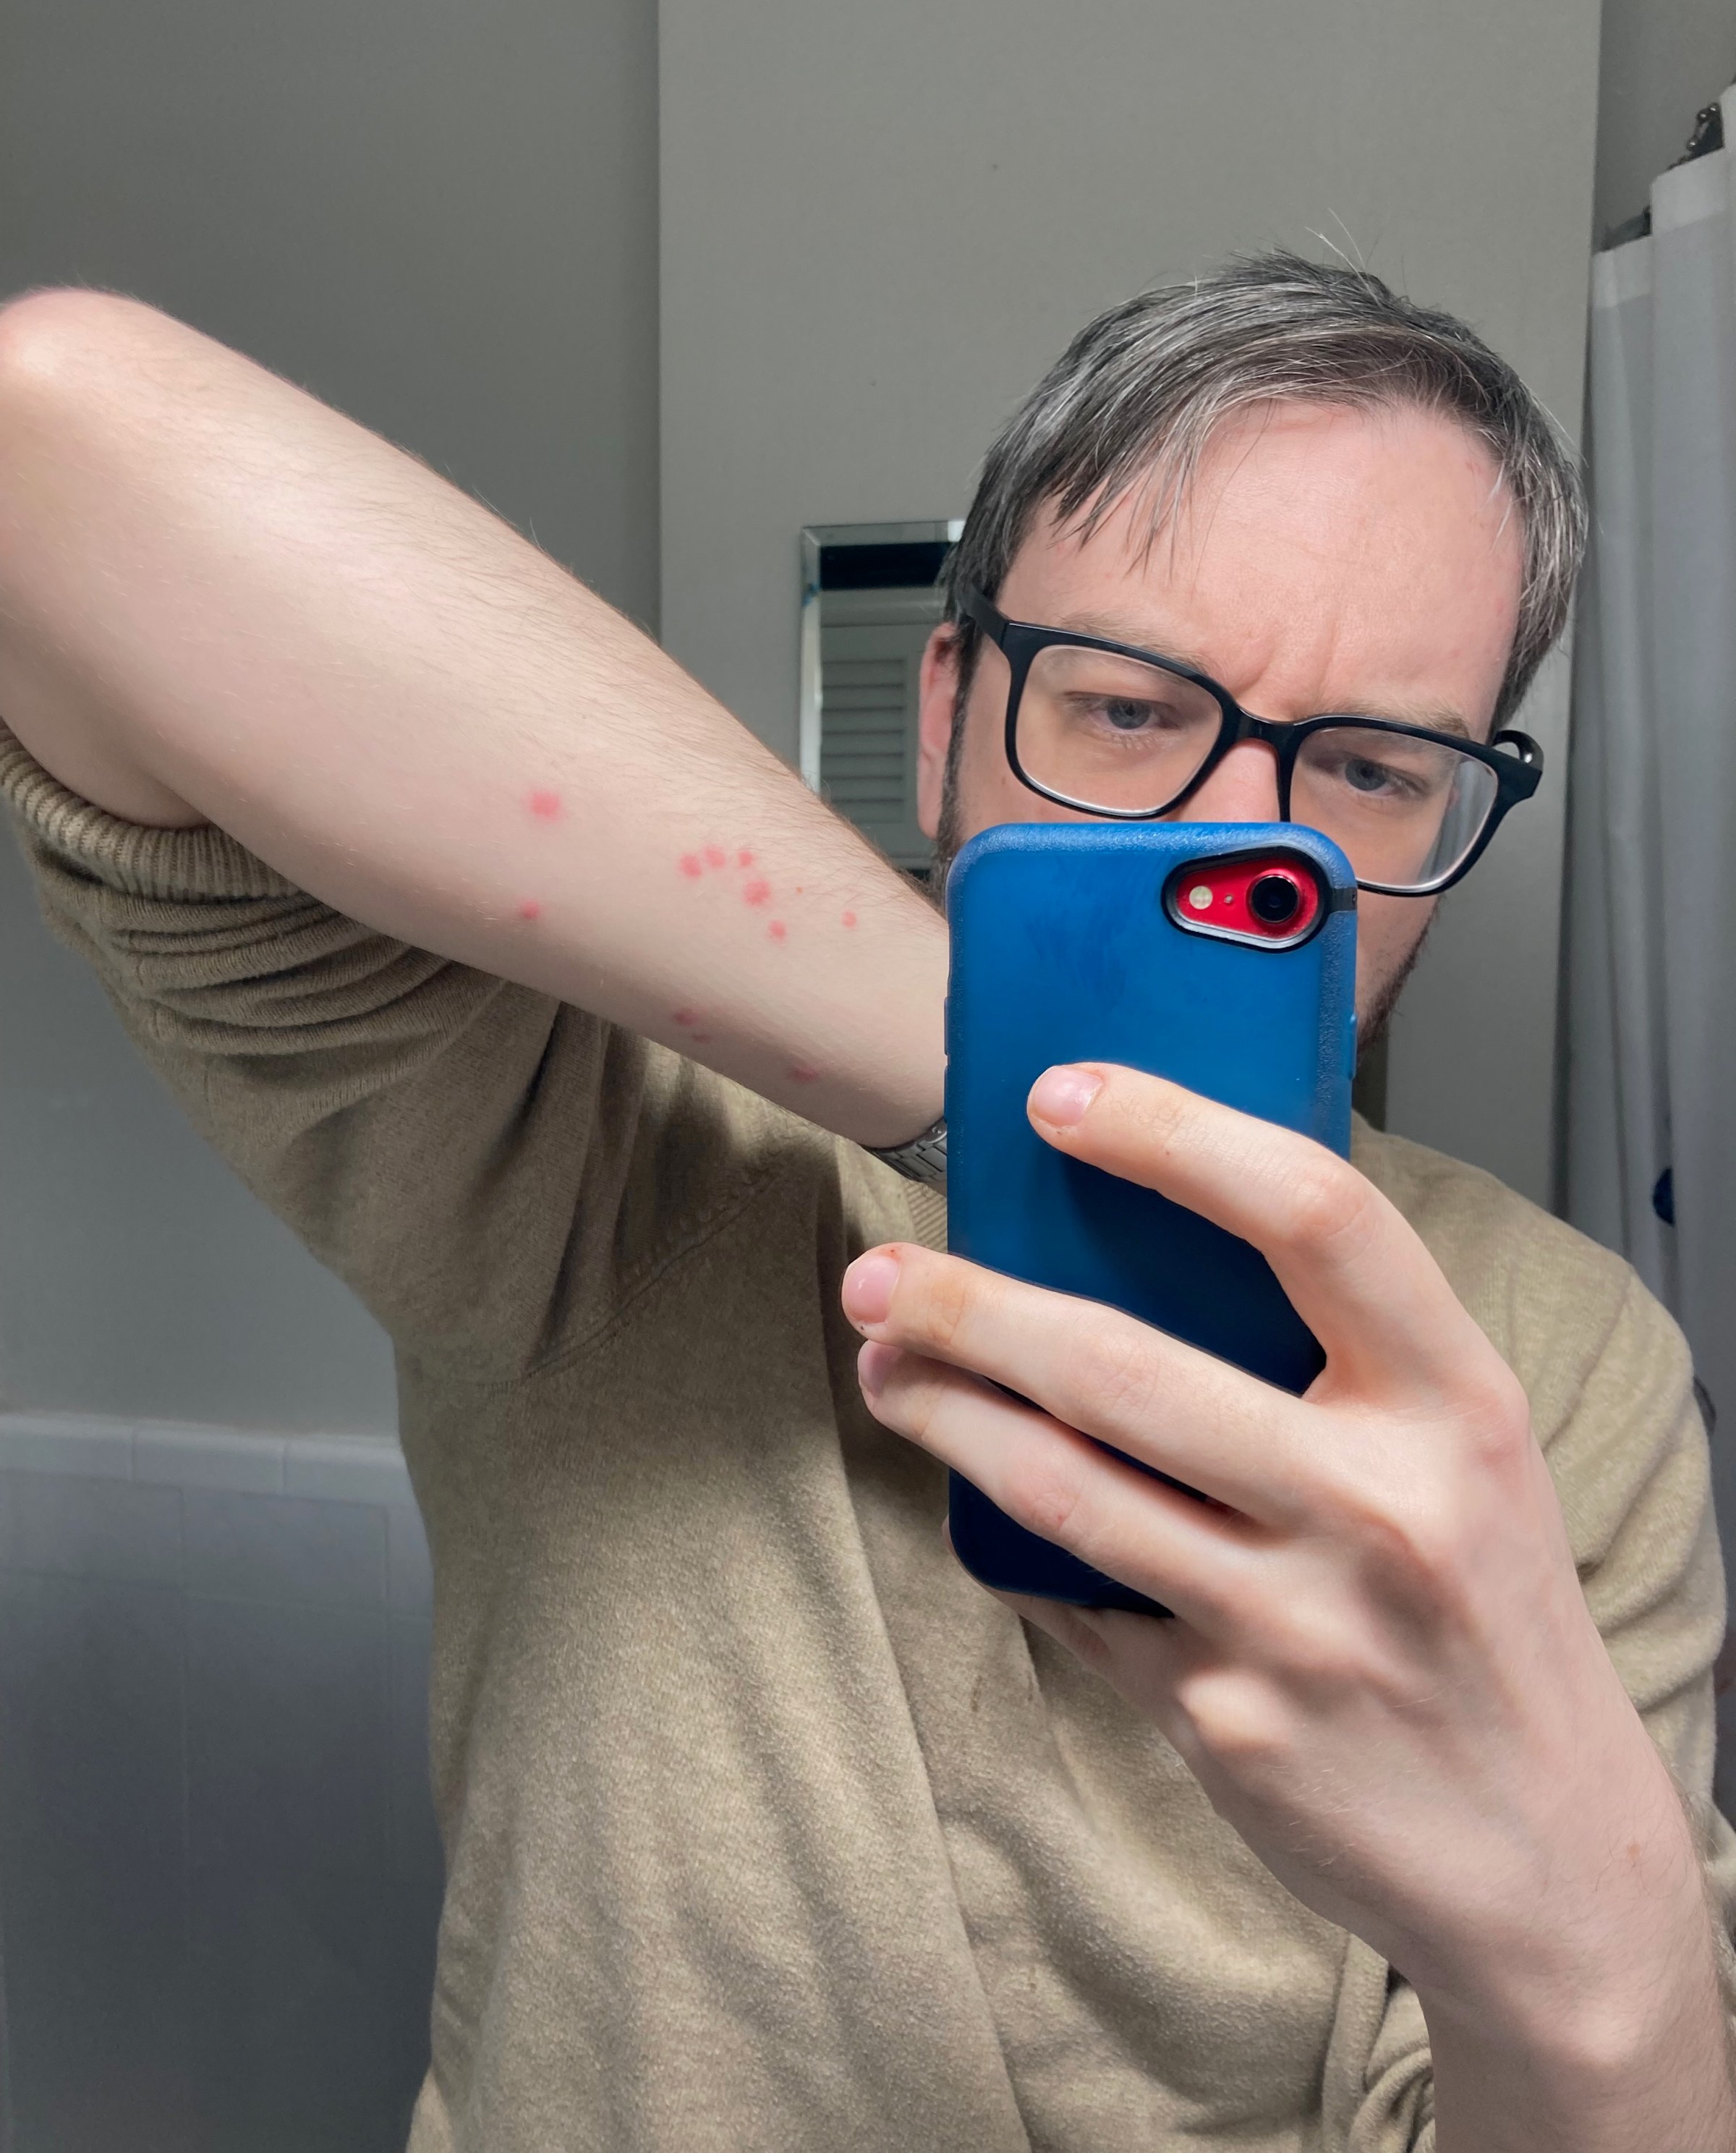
[
  {"left": 672, "top": 843, "right": 799, "bottom": 950},
  {"left": 516, "top": 899, "right": 542, "bottom": 922},
  {"left": 529, "top": 789, "right": 562, "bottom": 820}
]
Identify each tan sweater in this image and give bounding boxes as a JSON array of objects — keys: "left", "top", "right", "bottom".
[{"left": 4, "top": 722, "right": 1732, "bottom": 2153}]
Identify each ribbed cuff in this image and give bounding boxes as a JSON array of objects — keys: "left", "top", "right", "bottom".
[{"left": 0, "top": 720, "right": 296, "bottom": 901}]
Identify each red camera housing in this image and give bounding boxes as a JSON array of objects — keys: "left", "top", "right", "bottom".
[{"left": 1164, "top": 850, "right": 1324, "bottom": 947}]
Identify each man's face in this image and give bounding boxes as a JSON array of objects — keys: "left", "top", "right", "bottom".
[{"left": 916, "top": 400, "right": 1526, "bottom": 1030}]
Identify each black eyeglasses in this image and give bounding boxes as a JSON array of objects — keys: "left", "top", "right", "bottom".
[{"left": 961, "top": 588, "right": 1542, "bottom": 896}]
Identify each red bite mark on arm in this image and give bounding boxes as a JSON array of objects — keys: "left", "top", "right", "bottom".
[
  {"left": 529, "top": 789, "right": 562, "bottom": 820},
  {"left": 841, "top": 909, "right": 857, "bottom": 928},
  {"left": 705, "top": 843, "right": 727, "bottom": 870},
  {"left": 736, "top": 849, "right": 755, "bottom": 869},
  {"left": 672, "top": 1007, "right": 699, "bottom": 1028},
  {"left": 767, "top": 920, "right": 787, "bottom": 942},
  {"left": 678, "top": 854, "right": 703, "bottom": 879},
  {"left": 742, "top": 878, "right": 772, "bottom": 906},
  {"left": 786, "top": 1062, "right": 822, "bottom": 1084},
  {"left": 516, "top": 899, "right": 542, "bottom": 921}
]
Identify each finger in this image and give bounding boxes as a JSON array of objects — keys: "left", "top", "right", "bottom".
[
  {"left": 845, "top": 1243, "right": 1314, "bottom": 1522},
  {"left": 995, "top": 1589, "right": 1201, "bottom": 1731},
  {"left": 1026, "top": 1063, "right": 1498, "bottom": 1398},
  {"left": 857, "top": 1339, "right": 1257, "bottom": 1631}
]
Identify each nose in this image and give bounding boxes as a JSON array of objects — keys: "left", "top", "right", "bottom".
[{"left": 1172, "top": 739, "right": 1282, "bottom": 824}]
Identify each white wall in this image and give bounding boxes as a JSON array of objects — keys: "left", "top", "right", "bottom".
[
  {"left": 660, "top": 0, "right": 1604, "bottom": 1206},
  {"left": 0, "top": 0, "right": 659, "bottom": 1428}
]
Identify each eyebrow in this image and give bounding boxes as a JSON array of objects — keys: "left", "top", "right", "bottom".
[{"left": 1044, "top": 611, "right": 1481, "bottom": 740}]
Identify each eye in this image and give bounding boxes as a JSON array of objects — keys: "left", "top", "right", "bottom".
[
  {"left": 1342, "top": 752, "right": 1402, "bottom": 794},
  {"left": 1068, "top": 692, "right": 1194, "bottom": 736}
]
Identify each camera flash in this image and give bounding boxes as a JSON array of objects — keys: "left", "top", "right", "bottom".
[{"left": 1188, "top": 885, "right": 1212, "bottom": 910}]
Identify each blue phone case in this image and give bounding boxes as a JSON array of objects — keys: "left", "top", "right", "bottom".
[{"left": 944, "top": 822, "right": 1357, "bottom": 1615}]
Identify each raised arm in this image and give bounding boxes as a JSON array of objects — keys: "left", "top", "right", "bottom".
[{"left": 0, "top": 289, "right": 945, "bottom": 1147}]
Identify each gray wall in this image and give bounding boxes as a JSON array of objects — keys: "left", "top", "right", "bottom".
[
  {"left": 1596, "top": 0, "right": 1736, "bottom": 240},
  {"left": 660, "top": 0, "right": 1604, "bottom": 1207},
  {"left": 0, "top": 0, "right": 660, "bottom": 1427}
]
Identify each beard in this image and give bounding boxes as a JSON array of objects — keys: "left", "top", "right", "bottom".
[{"left": 925, "top": 692, "right": 974, "bottom": 901}]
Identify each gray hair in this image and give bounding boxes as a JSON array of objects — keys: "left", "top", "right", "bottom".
[{"left": 941, "top": 251, "right": 1586, "bottom": 730}]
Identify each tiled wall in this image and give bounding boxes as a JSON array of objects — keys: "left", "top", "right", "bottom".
[{"left": 0, "top": 1412, "right": 442, "bottom": 2153}]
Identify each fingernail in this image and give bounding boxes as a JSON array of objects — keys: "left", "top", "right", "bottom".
[
  {"left": 842, "top": 1248, "right": 902, "bottom": 1328},
  {"left": 1029, "top": 1065, "right": 1103, "bottom": 1128},
  {"left": 857, "top": 1341, "right": 897, "bottom": 1398}
]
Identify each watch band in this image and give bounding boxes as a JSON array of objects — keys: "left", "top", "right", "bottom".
[{"left": 864, "top": 1116, "right": 948, "bottom": 1189}]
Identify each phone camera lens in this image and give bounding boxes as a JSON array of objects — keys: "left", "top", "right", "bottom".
[{"left": 1248, "top": 872, "right": 1301, "bottom": 927}]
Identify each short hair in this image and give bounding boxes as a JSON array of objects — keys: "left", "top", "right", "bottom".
[{"left": 941, "top": 251, "right": 1585, "bottom": 729}]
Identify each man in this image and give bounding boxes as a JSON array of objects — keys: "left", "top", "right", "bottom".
[{"left": 0, "top": 254, "right": 1729, "bottom": 2151}]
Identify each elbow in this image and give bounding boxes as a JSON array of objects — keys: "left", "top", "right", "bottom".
[{"left": 0, "top": 287, "right": 186, "bottom": 435}]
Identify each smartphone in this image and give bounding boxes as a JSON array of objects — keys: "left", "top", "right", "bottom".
[{"left": 943, "top": 821, "right": 1358, "bottom": 1615}]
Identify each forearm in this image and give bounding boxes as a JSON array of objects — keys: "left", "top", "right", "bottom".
[{"left": 0, "top": 289, "right": 944, "bottom": 1145}]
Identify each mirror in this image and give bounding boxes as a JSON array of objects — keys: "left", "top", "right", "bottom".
[{"left": 799, "top": 519, "right": 961, "bottom": 872}]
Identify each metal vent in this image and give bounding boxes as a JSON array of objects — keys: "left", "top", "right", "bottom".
[
  {"left": 816, "top": 586, "right": 943, "bottom": 868},
  {"left": 820, "top": 655, "right": 911, "bottom": 822}
]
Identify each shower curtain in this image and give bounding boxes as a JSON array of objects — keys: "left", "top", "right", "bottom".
[{"left": 1567, "top": 88, "right": 1736, "bottom": 1497}]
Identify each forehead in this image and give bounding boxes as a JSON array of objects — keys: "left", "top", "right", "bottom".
[{"left": 997, "top": 401, "right": 1525, "bottom": 726}]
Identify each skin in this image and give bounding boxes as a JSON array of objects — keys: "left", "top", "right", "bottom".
[
  {"left": 0, "top": 297, "right": 1728, "bottom": 2143},
  {"left": 0, "top": 290, "right": 947, "bottom": 1148},
  {"left": 843, "top": 405, "right": 1736, "bottom": 2149}
]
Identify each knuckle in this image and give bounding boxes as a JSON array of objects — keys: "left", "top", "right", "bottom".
[
  {"left": 1177, "top": 1665, "right": 1293, "bottom": 1774},
  {"left": 1455, "top": 1365, "right": 1533, "bottom": 1466},
  {"left": 910, "top": 1256, "right": 977, "bottom": 1356},
  {"left": 1277, "top": 1152, "right": 1379, "bottom": 1261},
  {"left": 997, "top": 1442, "right": 1089, "bottom": 1548},
  {"left": 1067, "top": 1318, "right": 1160, "bottom": 1430},
  {"left": 1116, "top": 1073, "right": 1192, "bottom": 1157},
  {"left": 1337, "top": 1469, "right": 1476, "bottom": 1610},
  {"left": 884, "top": 1360, "right": 941, "bottom": 1440}
]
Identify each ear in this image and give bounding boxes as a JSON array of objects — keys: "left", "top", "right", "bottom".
[{"left": 916, "top": 624, "right": 963, "bottom": 840}]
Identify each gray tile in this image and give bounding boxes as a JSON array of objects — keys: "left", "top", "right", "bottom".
[
  {"left": 386, "top": 1503, "right": 433, "bottom": 1614},
  {"left": 4, "top": 1850, "right": 196, "bottom": 2153},
  {"left": 0, "top": 1570, "right": 186, "bottom": 1864},
  {"left": 0, "top": 1573, "right": 198, "bottom": 2152},
  {"left": 186, "top": 1597, "right": 389, "bottom": 1881},
  {"left": 284, "top": 1435, "right": 412, "bottom": 1508},
  {"left": 187, "top": 1863, "right": 434, "bottom": 2153},
  {"left": 388, "top": 1614, "right": 444, "bottom": 1889},
  {"left": 0, "top": 1410, "right": 134, "bottom": 1480},
  {"left": 0, "top": 1469, "right": 181, "bottom": 1585},
  {"left": 137, "top": 1421, "right": 286, "bottom": 1495},
  {"left": 184, "top": 1488, "right": 386, "bottom": 1609}
]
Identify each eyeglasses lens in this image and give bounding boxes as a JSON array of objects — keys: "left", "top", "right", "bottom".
[
  {"left": 1013, "top": 642, "right": 1499, "bottom": 893},
  {"left": 1290, "top": 726, "right": 1498, "bottom": 891},
  {"left": 1015, "top": 643, "right": 1221, "bottom": 813}
]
